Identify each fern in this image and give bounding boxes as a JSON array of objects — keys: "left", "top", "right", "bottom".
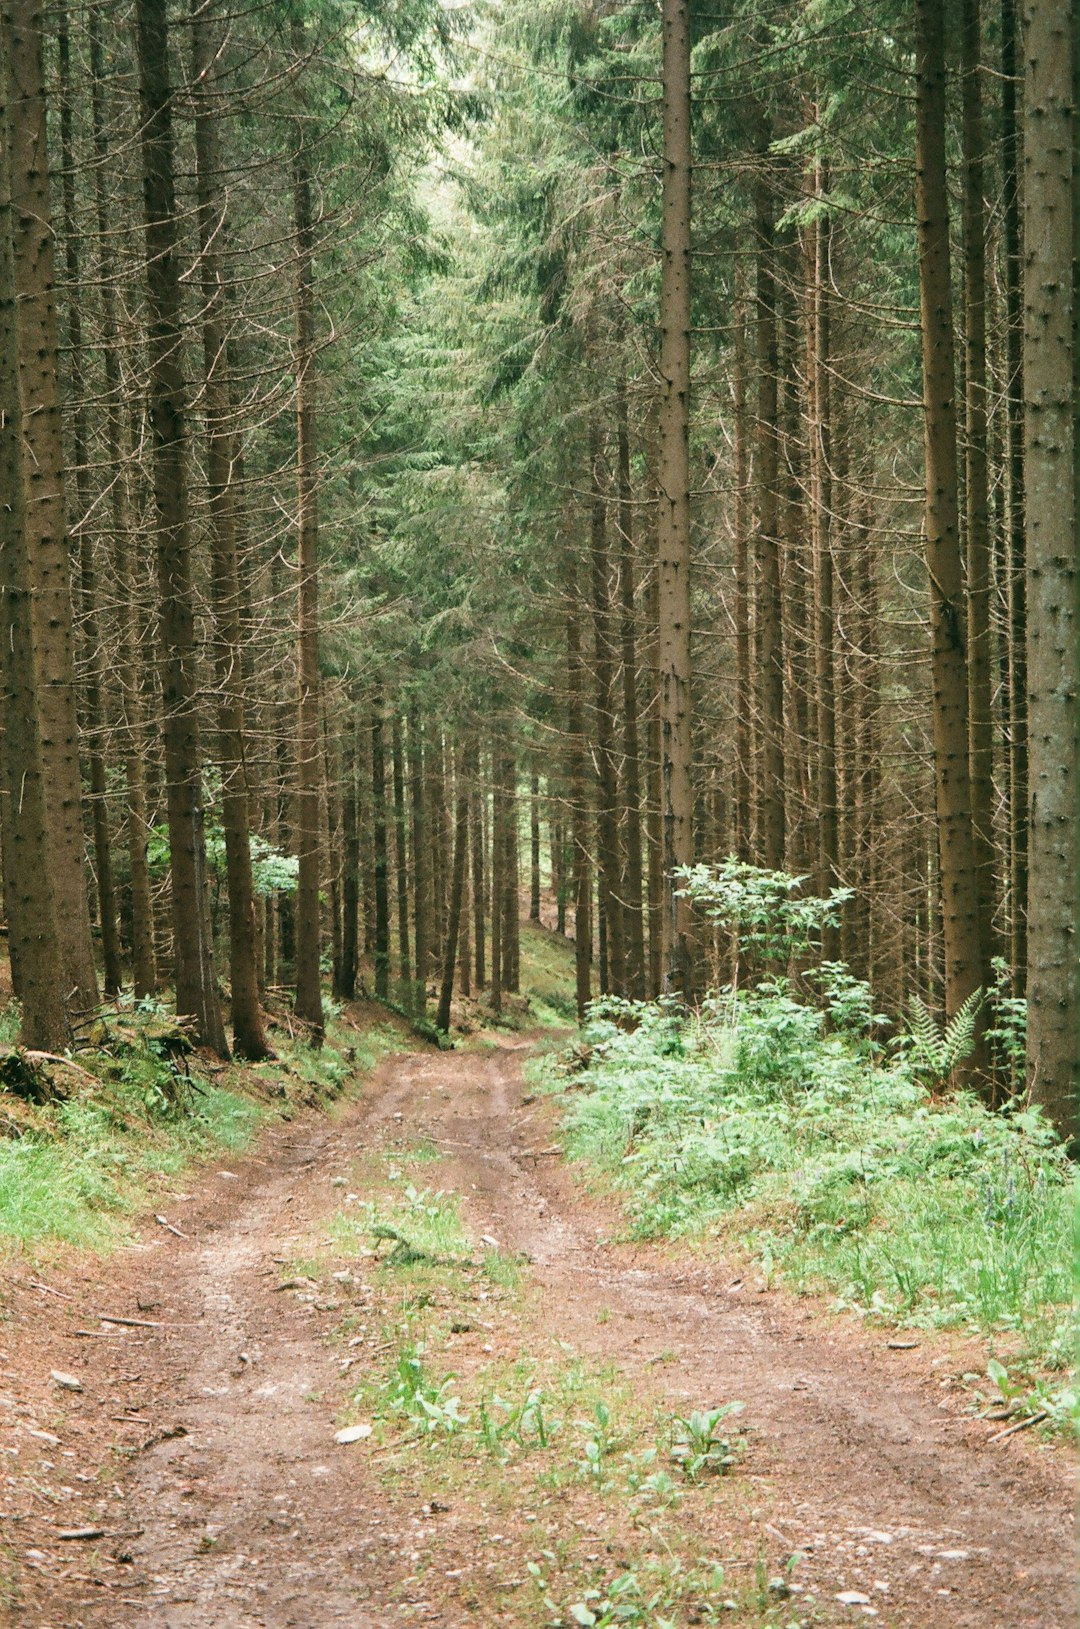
[{"left": 905, "top": 988, "right": 984, "bottom": 1082}]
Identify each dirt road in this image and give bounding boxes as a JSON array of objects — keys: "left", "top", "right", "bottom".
[{"left": 4, "top": 1039, "right": 1073, "bottom": 1628}]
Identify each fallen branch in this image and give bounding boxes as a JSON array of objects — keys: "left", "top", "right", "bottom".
[
  {"left": 98, "top": 1315, "right": 163, "bottom": 1329},
  {"left": 24, "top": 1052, "right": 102, "bottom": 1086},
  {"left": 154, "top": 1215, "right": 188, "bottom": 1239},
  {"left": 987, "top": 1410, "right": 1048, "bottom": 1444}
]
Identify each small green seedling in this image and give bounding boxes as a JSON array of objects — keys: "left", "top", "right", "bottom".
[{"left": 669, "top": 1403, "right": 744, "bottom": 1481}]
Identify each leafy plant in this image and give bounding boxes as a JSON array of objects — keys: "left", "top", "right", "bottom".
[
  {"left": 901, "top": 988, "right": 984, "bottom": 1085},
  {"left": 669, "top": 1404, "right": 744, "bottom": 1481},
  {"left": 677, "top": 857, "right": 852, "bottom": 976}
]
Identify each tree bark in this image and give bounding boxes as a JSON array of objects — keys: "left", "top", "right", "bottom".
[
  {"left": 590, "top": 407, "right": 625, "bottom": 995},
  {"left": 4, "top": 0, "right": 98, "bottom": 1012},
  {"left": 1022, "top": 0, "right": 1077, "bottom": 1139},
  {"left": 192, "top": 0, "right": 268, "bottom": 1057},
  {"left": 0, "top": 44, "right": 69, "bottom": 1050},
  {"left": 436, "top": 749, "right": 471, "bottom": 1034},
  {"left": 371, "top": 702, "right": 390, "bottom": 1000},
  {"left": 58, "top": 18, "right": 122, "bottom": 999},
  {"left": 961, "top": 0, "right": 997, "bottom": 983},
  {"left": 754, "top": 132, "right": 786, "bottom": 872},
  {"left": 391, "top": 714, "right": 410, "bottom": 994},
  {"left": 657, "top": 0, "right": 694, "bottom": 997},
  {"left": 616, "top": 367, "right": 646, "bottom": 999},
  {"left": 408, "top": 712, "right": 427, "bottom": 1015},
  {"left": 339, "top": 713, "right": 359, "bottom": 1000},
  {"left": 135, "top": 0, "right": 228, "bottom": 1054},
  {"left": 291, "top": 15, "right": 324, "bottom": 1034},
  {"left": 914, "top": 0, "right": 987, "bottom": 1049},
  {"left": 89, "top": 8, "right": 155, "bottom": 998},
  {"left": 567, "top": 556, "right": 592, "bottom": 1018}
]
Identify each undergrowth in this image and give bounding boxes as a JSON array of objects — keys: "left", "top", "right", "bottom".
[
  {"left": 0, "top": 999, "right": 400, "bottom": 1252},
  {"left": 550, "top": 996, "right": 1076, "bottom": 1424},
  {"left": 542, "top": 862, "right": 1077, "bottom": 1433}
]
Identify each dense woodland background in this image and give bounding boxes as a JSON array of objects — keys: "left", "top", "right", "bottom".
[{"left": 0, "top": 0, "right": 1075, "bottom": 1133}]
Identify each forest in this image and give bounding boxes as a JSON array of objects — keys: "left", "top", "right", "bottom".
[{"left": 0, "top": 0, "right": 1075, "bottom": 1623}]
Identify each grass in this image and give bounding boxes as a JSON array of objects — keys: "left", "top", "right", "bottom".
[
  {"left": 516, "top": 923, "right": 578, "bottom": 1030},
  {"left": 0, "top": 997, "right": 402, "bottom": 1254},
  {"left": 543, "top": 992, "right": 1077, "bottom": 1429}
]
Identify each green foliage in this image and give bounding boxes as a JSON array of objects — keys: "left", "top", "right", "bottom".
[
  {"left": 669, "top": 1404, "right": 744, "bottom": 1481},
  {"left": 899, "top": 988, "right": 984, "bottom": 1086},
  {"left": 559, "top": 968, "right": 1074, "bottom": 1388},
  {"left": 677, "top": 858, "right": 852, "bottom": 973}
]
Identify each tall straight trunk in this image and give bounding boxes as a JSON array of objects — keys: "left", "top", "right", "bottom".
[
  {"left": 135, "top": 0, "right": 228, "bottom": 1053},
  {"left": 806, "top": 158, "right": 839, "bottom": 952},
  {"left": 58, "top": 19, "right": 122, "bottom": 999},
  {"left": 429, "top": 738, "right": 448, "bottom": 964},
  {"left": 192, "top": 0, "right": 267, "bottom": 1057},
  {"left": 732, "top": 290, "right": 752, "bottom": 862},
  {"left": 961, "top": 0, "right": 997, "bottom": 978},
  {"left": 590, "top": 409, "right": 625, "bottom": 995},
  {"left": 458, "top": 786, "right": 472, "bottom": 998},
  {"left": 490, "top": 747, "right": 503, "bottom": 1016},
  {"left": 616, "top": 366, "right": 646, "bottom": 998},
  {"left": 4, "top": 0, "right": 98, "bottom": 1012},
  {"left": 390, "top": 715, "right": 410, "bottom": 993},
  {"left": 1001, "top": 0, "right": 1027, "bottom": 991},
  {"left": 291, "top": 16, "right": 323, "bottom": 1033},
  {"left": 436, "top": 748, "right": 471, "bottom": 1033},
  {"left": 339, "top": 714, "right": 359, "bottom": 999},
  {"left": 914, "top": 0, "right": 988, "bottom": 1043},
  {"left": 567, "top": 558, "right": 592, "bottom": 1018},
  {"left": 324, "top": 716, "right": 343, "bottom": 992},
  {"left": 645, "top": 559, "right": 664, "bottom": 996},
  {"left": 529, "top": 769, "right": 541, "bottom": 921},
  {"left": 408, "top": 712, "right": 427, "bottom": 1015},
  {"left": 506, "top": 759, "right": 520, "bottom": 990},
  {"left": 0, "top": 53, "right": 69, "bottom": 1050},
  {"left": 371, "top": 702, "right": 390, "bottom": 1000},
  {"left": 1022, "top": 0, "right": 1077, "bottom": 1139},
  {"left": 754, "top": 136, "right": 786, "bottom": 871},
  {"left": 89, "top": 9, "right": 155, "bottom": 997},
  {"left": 471, "top": 768, "right": 486, "bottom": 987},
  {"left": 778, "top": 248, "right": 810, "bottom": 875},
  {"left": 657, "top": 0, "right": 694, "bottom": 996}
]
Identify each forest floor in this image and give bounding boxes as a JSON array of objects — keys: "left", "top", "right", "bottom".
[{"left": 0, "top": 1028, "right": 1073, "bottom": 1629}]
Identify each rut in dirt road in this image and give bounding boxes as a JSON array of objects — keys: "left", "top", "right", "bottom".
[{"left": 21, "top": 1041, "right": 1074, "bottom": 1629}]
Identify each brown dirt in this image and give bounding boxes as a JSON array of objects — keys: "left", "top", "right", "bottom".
[{"left": 1, "top": 1038, "right": 1073, "bottom": 1629}]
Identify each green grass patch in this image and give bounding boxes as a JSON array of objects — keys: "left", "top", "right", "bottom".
[
  {"left": 0, "top": 996, "right": 400, "bottom": 1255},
  {"left": 518, "top": 923, "right": 578, "bottom": 1029}
]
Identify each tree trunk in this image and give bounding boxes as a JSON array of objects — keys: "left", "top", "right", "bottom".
[
  {"left": 471, "top": 768, "right": 486, "bottom": 987},
  {"left": 1001, "top": 0, "right": 1027, "bottom": 993},
  {"left": 590, "top": 408, "right": 625, "bottom": 996},
  {"left": 914, "top": 0, "right": 988, "bottom": 1049},
  {"left": 616, "top": 368, "right": 646, "bottom": 998},
  {"left": 961, "top": 0, "right": 997, "bottom": 983},
  {"left": 806, "top": 157, "right": 840, "bottom": 954},
  {"left": 529, "top": 769, "right": 541, "bottom": 921},
  {"left": 4, "top": 0, "right": 98, "bottom": 1012},
  {"left": 754, "top": 132, "right": 786, "bottom": 872},
  {"left": 657, "top": 0, "right": 694, "bottom": 996},
  {"left": 135, "top": 0, "right": 228, "bottom": 1053},
  {"left": 291, "top": 15, "right": 324, "bottom": 1034},
  {"left": 192, "top": 0, "right": 268, "bottom": 1057},
  {"left": 408, "top": 712, "right": 427, "bottom": 1015},
  {"left": 0, "top": 48, "right": 69, "bottom": 1050},
  {"left": 732, "top": 287, "right": 752, "bottom": 863},
  {"left": 390, "top": 715, "right": 410, "bottom": 994},
  {"left": 436, "top": 749, "right": 471, "bottom": 1033},
  {"left": 567, "top": 557, "right": 592, "bottom": 1018},
  {"left": 1022, "top": 0, "right": 1077, "bottom": 1139},
  {"left": 371, "top": 702, "right": 390, "bottom": 1000},
  {"left": 89, "top": 8, "right": 155, "bottom": 998},
  {"left": 58, "top": 19, "right": 122, "bottom": 1000},
  {"left": 339, "top": 714, "right": 359, "bottom": 1000}
]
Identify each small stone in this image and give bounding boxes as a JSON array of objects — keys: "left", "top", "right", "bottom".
[
  {"left": 335, "top": 1423, "right": 373, "bottom": 1445},
  {"left": 836, "top": 1592, "right": 871, "bottom": 1607},
  {"left": 50, "top": 1371, "right": 82, "bottom": 1393}
]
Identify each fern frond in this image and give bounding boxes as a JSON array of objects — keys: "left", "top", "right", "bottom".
[{"left": 942, "top": 986, "right": 985, "bottom": 1073}]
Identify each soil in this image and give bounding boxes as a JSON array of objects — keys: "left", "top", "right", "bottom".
[{"left": 1, "top": 1035, "right": 1073, "bottom": 1629}]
